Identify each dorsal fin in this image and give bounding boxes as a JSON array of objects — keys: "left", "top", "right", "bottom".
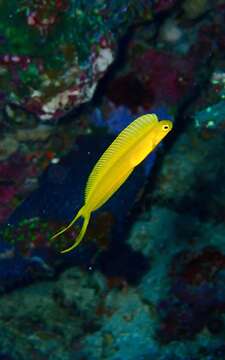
[{"left": 85, "top": 114, "right": 159, "bottom": 201}]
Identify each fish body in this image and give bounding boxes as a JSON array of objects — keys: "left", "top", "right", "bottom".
[{"left": 51, "top": 114, "right": 173, "bottom": 253}]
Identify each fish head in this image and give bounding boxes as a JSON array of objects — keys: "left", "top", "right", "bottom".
[{"left": 152, "top": 120, "right": 173, "bottom": 147}]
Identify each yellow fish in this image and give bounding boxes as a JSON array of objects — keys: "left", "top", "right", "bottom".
[{"left": 51, "top": 114, "right": 173, "bottom": 253}]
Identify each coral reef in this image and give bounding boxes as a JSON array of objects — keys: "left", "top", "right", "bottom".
[
  {"left": 0, "top": 0, "right": 152, "bottom": 121},
  {"left": 0, "top": 1, "right": 225, "bottom": 359},
  {"left": 0, "top": 267, "right": 106, "bottom": 360}
]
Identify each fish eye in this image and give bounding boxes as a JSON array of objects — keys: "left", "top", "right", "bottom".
[{"left": 162, "top": 124, "right": 170, "bottom": 131}]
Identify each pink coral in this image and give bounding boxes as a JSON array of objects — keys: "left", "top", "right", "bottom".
[
  {"left": 0, "top": 186, "right": 17, "bottom": 205},
  {"left": 0, "top": 155, "right": 34, "bottom": 223},
  {"left": 134, "top": 48, "right": 194, "bottom": 107},
  {"left": 154, "top": 0, "right": 177, "bottom": 13}
]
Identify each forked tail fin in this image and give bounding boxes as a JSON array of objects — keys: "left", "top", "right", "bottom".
[{"left": 50, "top": 206, "right": 91, "bottom": 253}]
